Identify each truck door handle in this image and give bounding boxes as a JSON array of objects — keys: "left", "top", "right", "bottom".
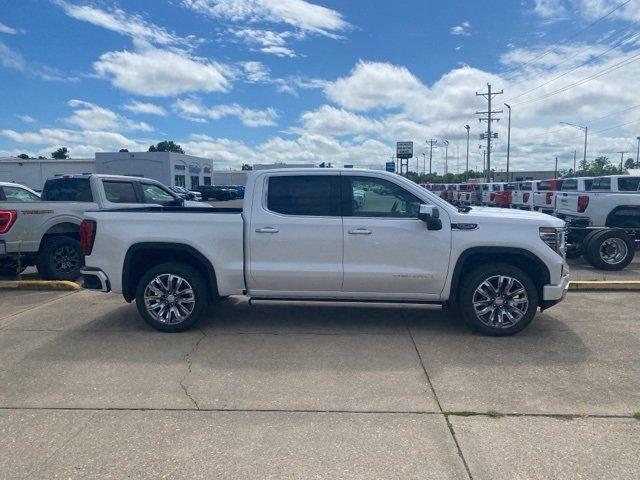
[
  {"left": 255, "top": 227, "right": 279, "bottom": 234},
  {"left": 348, "top": 228, "right": 372, "bottom": 235}
]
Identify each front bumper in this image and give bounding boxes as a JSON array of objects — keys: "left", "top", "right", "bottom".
[
  {"left": 80, "top": 267, "right": 111, "bottom": 292},
  {"left": 543, "top": 272, "right": 570, "bottom": 302}
]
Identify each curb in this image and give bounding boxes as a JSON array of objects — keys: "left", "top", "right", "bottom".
[
  {"left": 569, "top": 280, "right": 640, "bottom": 291},
  {"left": 0, "top": 280, "right": 81, "bottom": 291}
]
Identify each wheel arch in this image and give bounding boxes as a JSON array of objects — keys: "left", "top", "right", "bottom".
[
  {"left": 449, "top": 247, "right": 551, "bottom": 302},
  {"left": 122, "top": 243, "right": 219, "bottom": 302}
]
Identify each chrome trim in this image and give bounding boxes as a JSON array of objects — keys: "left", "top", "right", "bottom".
[{"left": 80, "top": 268, "right": 110, "bottom": 292}]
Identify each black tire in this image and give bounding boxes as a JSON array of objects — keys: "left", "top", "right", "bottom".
[
  {"left": 458, "top": 263, "right": 539, "bottom": 336},
  {"left": 583, "top": 229, "right": 635, "bottom": 271},
  {"left": 135, "top": 262, "right": 209, "bottom": 332},
  {"left": 36, "top": 236, "right": 83, "bottom": 280}
]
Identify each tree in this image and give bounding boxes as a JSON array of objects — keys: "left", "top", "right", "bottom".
[
  {"left": 119, "top": 148, "right": 129, "bottom": 153},
  {"left": 51, "top": 147, "right": 69, "bottom": 159},
  {"left": 241, "top": 163, "right": 253, "bottom": 171},
  {"left": 624, "top": 158, "right": 635, "bottom": 170},
  {"left": 17, "top": 153, "right": 30, "bottom": 159},
  {"left": 37, "top": 156, "right": 46, "bottom": 160},
  {"left": 148, "top": 141, "right": 184, "bottom": 154}
]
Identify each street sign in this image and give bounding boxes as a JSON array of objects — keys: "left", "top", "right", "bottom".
[
  {"left": 396, "top": 141, "right": 413, "bottom": 159},
  {"left": 385, "top": 162, "right": 395, "bottom": 172}
]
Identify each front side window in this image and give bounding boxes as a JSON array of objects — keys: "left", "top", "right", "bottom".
[
  {"left": 2, "top": 186, "right": 40, "bottom": 202},
  {"left": 591, "top": 177, "right": 611, "bottom": 190},
  {"left": 141, "top": 184, "right": 177, "bottom": 206},
  {"left": 618, "top": 177, "right": 640, "bottom": 191},
  {"left": 267, "top": 175, "right": 340, "bottom": 216},
  {"left": 345, "top": 176, "right": 421, "bottom": 218},
  {"left": 103, "top": 181, "right": 138, "bottom": 203}
]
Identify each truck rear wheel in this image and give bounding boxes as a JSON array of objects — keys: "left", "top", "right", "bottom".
[
  {"left": 135, "top": 262, "right": 209, "bottom": 332},
  {"left": 458, "top": 264, "right": 539, "bottom": 336},
  {"left": 36, "top": 236, "right": 83, "bottom": 280},
  {"left": 583, "top": 229, "right": 635, "bottom": 271}
]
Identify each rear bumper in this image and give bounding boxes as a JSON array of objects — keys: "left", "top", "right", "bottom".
[{"left": 80, "top": 267, "right": 110, "bottom": 292}]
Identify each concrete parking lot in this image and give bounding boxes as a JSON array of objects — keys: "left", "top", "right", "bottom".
[{"left": 1, "top": 289, "right": 638, "bottom": 479}]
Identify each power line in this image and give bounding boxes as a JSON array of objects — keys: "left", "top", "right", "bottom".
[
  {"left": 513, "top": 50, "right": 640, "bottom": 106},
  {"left": 505, "top": 28, "right": 640, "bottom": 102},
  {"left": 501, "top": 0, "right": 634, "bottom": 79},
  {"left": 593, "top": 117, "right": 640, "bottom": 134}
]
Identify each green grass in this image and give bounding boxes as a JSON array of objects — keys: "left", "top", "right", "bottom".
[
  {"left": 486, "top": 409, "right": 504, "bottom": 418},
  {"left": 444, "top": 410, "right": 505, "bottom": 418},
  {"left": 633, "top": 412, "right": 640, "bottom": 421}
]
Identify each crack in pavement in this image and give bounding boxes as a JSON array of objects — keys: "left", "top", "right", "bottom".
[{"left": 178, "top": 328, "right": 206, "bottom": 410}]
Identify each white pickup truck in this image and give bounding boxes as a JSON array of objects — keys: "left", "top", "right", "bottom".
[
  {"left": 511, "top": 181, "right": 538, "bottom": 210},
  {"left": 81, "top": 168, "right": 569, "bottom": 336},
  {"left": 0, "top": 174, "right": 205, "bottom": 279}
]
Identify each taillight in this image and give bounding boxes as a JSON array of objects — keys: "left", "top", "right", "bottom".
[
  {"left": 577, "top": 195, "right": 589, "bottom": 213},
  {"left": 80, "top": 220, "right": 96, "bottom": 255},
  {"left": 545, "top": 192, "right": 553, "bottom": 204},
  {"left": 523, "top": 193, "right": 530, "bottom": 202},
  {"left": 0, "top": 210, "right": 17, "bottom": 234}
]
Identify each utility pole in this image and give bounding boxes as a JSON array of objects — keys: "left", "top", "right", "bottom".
[
  {"left": 636, "top": 136, "right": 640, "bottom": 168},
  {"left": 573, "top": 150, "right": 577, "bottom": 175},
  {"left": 554, "top": 156, "right": 558, "bottom": 178},
  {"left": 443, "top": 140, "right": 450, "bottom": 176},
  {"left": 426, "top": 139, "right": 437, "bottom": 175},
  {"left": 504, "top": 103, "right": 511, "bottom": 182},
  {"left": 561, "top": 122, "right": 588, "bottom": 170},
  {"left": 618, "top": 151, "right": 627, "bottom": 173},
  {"left": 422, "top": 153, "right": 426, "bottom": 175},
  {"left": 464, "top": 125, "right": 470, "bottom": 181},
  {"left": 476, "top": 83, "right": 503, "bottom": 182}
]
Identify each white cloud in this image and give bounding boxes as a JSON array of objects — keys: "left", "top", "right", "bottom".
[
  {"left": 531, "top": 0, "right": 567, "bottom": 20},
  {"left": 17, "top": 114, "right": 36, "bottom": 123},
  {"left": 54, "top": 1, "right": 198, "bottom": 48},
  {"left": 93, "top": 43, "right": 231, "bottom": 97},
  {"left": 0, "top": 20, "right": 22, "bottom": 35},
  {"left": 296, "top": 105, "right": 382, "bottom": 136},
  {"left": 65, "top": 100, "right": 154, "bottom": 132},
  {"left": 239, "top": 61, "right": 271, "bottom": 82},
  {"left": 450, "top": 21, "right": 471, "bottom": 36},
  {"left": 232, "top": 28, "right": 298, "bottom": 57},
  {"left": 173, "top": 98, "right": 278, "bottom": 127},
  {"left": 123, "top": 101, "right": 168, "bottom": 116},
  {"left": 183, "top": 0, "right": 348, "bottom": 36}
]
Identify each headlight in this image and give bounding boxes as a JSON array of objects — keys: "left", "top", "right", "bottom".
[{"left": 539, "top": 227, "right": 566, "bottom": 257}]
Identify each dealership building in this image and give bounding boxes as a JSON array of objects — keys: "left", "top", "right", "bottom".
[{"left": 0, "top": 157, "right": 95, "bottom": 190}]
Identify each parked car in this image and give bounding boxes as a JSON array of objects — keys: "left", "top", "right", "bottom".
[
  {"left": 197, "top": 185, "right": 238, "bottom": 201},
  {"left": 169, "top": 186, "right": 202, "bottom": 202},
  {"left": 511, "top": 181, "right": 538, "bottom": 210},
  {"left": 556, "top": 175, "right": 639, "bottom": 270},
  {"left": 533, "top": 179, "right": 564, "bottom": 214},
  {"left": 229, "top": 185, "right": 245, "bottom": 199},
  {"left": 81, "top": 168, "right": 569, "bottom": 337},
  {"left": 0, "top": 174, "right": 203, "bottom": 279},
  {"left": 481, "top": 183, "right": 505, "bottom": 206},
  {"left": 493, "top": 183, "right": 516, "bottom": 208}
]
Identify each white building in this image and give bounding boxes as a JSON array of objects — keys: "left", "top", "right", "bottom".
[
  {"left": 95, "top": 152, "right": 213, "bottom": 190},
  {"left": 0, "top": 157, "right": 95, "bottom": 190}
]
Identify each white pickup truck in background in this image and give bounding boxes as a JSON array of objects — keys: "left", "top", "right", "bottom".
[
  {"left": 0, "top": 174, "right": 206, "bottom": 279},
  {"left": 82, "top": 168, "right": 569, "bottom": 337},
  {"left": 512, "top": 181, "right": 538, "bottom": 210}
]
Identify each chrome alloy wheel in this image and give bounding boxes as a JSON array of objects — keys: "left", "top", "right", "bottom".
[
  {"left": 599, "top": 238, "right": 628, "bottom": 265},
  {"left": 472, "top": 275, "right": 529, "bottom": 329},
  {"left": 143, "top": 274, "right": 196, "bottom": 325},
  {"left": 53, "top": 246, "right": 80, "bottom": 273}
]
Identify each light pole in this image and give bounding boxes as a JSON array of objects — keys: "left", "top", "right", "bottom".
[
  {"left": 636, "top": 136, "right": 640, "bottom": 168},
  {"left": 464, "top": 125, "right": 470, "bottom": 181},
  {"left": 443, "top": 140, "right": 449, "bottom": 176},
  {"left": 560, "top": 122, "right": 588, "bottom": 170},
  {"left": 422, "top": 153, "right": 426, "bottom": 175},
  {"left": 618, "top": 151, "right": 627, "bottom": 173},
  {"left": 504, "top": 103, "right": 511, "bottom": 182}
]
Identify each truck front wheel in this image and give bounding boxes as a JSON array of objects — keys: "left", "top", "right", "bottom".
[
  {"left": 135, "top": 262, "right": 209, "bottom": 332},
  {"left": 458, "top": 264, "right": 539, "bottom": 336}
]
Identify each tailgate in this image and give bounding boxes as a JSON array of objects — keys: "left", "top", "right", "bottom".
[{"left": 556, "top": 192, "right": 580, "bottom": 214}]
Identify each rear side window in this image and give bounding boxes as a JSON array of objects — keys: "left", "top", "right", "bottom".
[
  {"left": 562, "top": 179, "right": 577, "bottom": 191},
  {"left": 584, "top": 179, "right": 593, "bottom": 190},
  {"left": 492, "top": 184, "right": 501, "bottom": 191},
  {"left": 2, "top": 186, "right": 40, "bottom": 202},
  {"left": 591, "top": 177, "right": 611, "bottom": 190},
  {"left": 538, "top": 181, "right": 551, "bottom": 191},
  {"left": 267, "top": 175, "right": 340, "bottom": 216},
  {"left": 103, "top": 181, "right": 138, "bottom": 203},
  {"left": 618, "top": 177, "right": 640, "bottom": 191},
  {"left": 41, "top": 178, "right": 93, "bottom": 202}
]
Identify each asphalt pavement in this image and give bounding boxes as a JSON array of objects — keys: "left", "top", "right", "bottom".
[{"left": 1, "top": 289, "right": 638, "bottom": 479}]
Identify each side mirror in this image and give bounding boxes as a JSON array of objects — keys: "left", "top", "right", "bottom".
[{"left": 418, "top": 204, "right": 442, "bottom": 231}]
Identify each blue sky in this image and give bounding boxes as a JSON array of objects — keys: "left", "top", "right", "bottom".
[{"left": 1, "top": 0, "right": 640, "bottom": 172}]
